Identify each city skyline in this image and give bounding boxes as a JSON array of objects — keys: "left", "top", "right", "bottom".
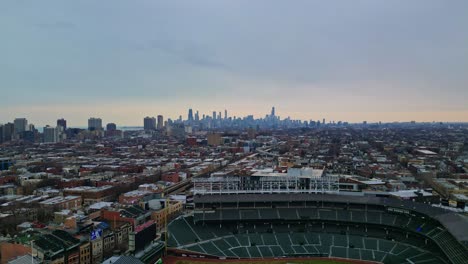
[
  {"left": 1, "top": 1, "right": 468, "bottom": 262},
  {"left": 3, "top": 107, "right": 468, "bottom": 128},
  {"left": 3, "top": 106, "right": 468, "bottom": 128},
  {"left": 1, "top": 1, "right": 468, "bottom": 125}
]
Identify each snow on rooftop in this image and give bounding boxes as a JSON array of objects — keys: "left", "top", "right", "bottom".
[
  {"left": 389, "top": 189, "right": 433, "bottom": 198},
  {"left": 89, "top": 202, "right": 113, "bottom": 210},
  {"left": 416, "top": 149, "right": 437, "bottom": 155}
]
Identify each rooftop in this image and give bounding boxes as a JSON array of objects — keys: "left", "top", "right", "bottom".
[{"left": 39, "top": 195, "right": 80, "bottom": 205}]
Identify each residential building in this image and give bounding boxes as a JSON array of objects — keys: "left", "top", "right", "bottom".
[{"left": 39, "top": 196, "right": 82, "bottom": 210}]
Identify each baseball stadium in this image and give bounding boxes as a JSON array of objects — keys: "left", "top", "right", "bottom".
[{"left": 166, "top": 193, "right": 468, "bottom": 264}]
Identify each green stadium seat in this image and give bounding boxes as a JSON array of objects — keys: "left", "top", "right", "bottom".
[
  {"left": 320, "top": 233, "right": 333, "bottom": 247},
  {"left": 185, "top": 244, "right": 206, "bottom": 254},
  {"left": 260, "top": 209, "right": 279, "bottom": 219},
  {"left": 319, "top": 209, "right": 337, "bottom": 221},
  {"left": 364, "top": 238, "right": 378, "bottom": 250},
  {"left": 348, "top": 235, "right": 364, "bottom": 249},
  {"left": 224, "top": 236, "right": 241, "bottom": 248},
  {"left": 248, "top": 234, "right": 264, "bottom": 246},
  {"left": 261, "top": 233, "right": 278, "bottom": 245},
  {"left": 408, "top": 252, "right": 442, "bottom": 264},
  {"left": 215, "top": 238, "right": 232, "bottom": 252},
  {"left": 225, "top": 249, "right": 239, "bottom": 257},
  {"left": 231, "top": 247, "right": 250, "bottom": 258},
  {"left": 247, "top": 246, "right": 262, "bottom": 258},
  {"left": 304, "top": 233, "right": 320, "bottom": 244},
  {"left": 398, "top": 247, "right": 422, "bottom": 260},
  {"left": 279, "top": 208, "right": 300, "bottom": 220},
  {"left": 381, "top": 213, "right": 396, "bottom": 226},
  {"left": 351, "top": 211, "right": 366, "bottom": 222},
  {"left": 222, "top": 210, "right": 240, "bottom": 220},
  {"left": 240, "top": 210, "right": 260, "bottom": 220},
  {"left": 316, "top": 244, "right": 331, "bottom": 256},
  {"left": 270, "top": 245, "right": 285, "bottom": 256},
  {"left": 168, "top": 217, "right": 200, "bottom": 245},
  {"left": 259, "top": 246, "right": 274, "bottom": 257},
  {"left": 301, "top": 208, "right": 319, "bottom": 219},
  {"left": 367, "top": 211, "right": 381, "bottom": 224},
  {"left": 373, "top": 251, "right": 387, "bottom": 262},
  {"left": 379, "top": 239, "right": 395, "bottom": 252},
  {"left": 168, "top": 214, "right": 452, "bottom": 264},
  {"left": 394, "top": 215, "right": 410, "bottom": 228},
  {"left": 391, "top": 243, "right": 407, "bottom": 255},
  {"left": 290, "top": 233, "right": 306, "bottom": 245},
  {"left": 292, "top": 245, "right": 307, "bottom": 254},
  {"left": 203, "top": 211, "right": 221, "bottom": 220},
  {"left": 348, "top": 248, "right": 361, "bottom": 260},
  {"left": 304, "top": 245, "right": 319, "bottom": 254},
  {"left": 331, "top": 246, "right": 348, "bottom": 259},
  {"left": 200, "top": 241, "right": 223, "bottom": 256},
  {"left": 360, "top": 249, "right": 375, "bottom": 261},
  {"left": 333, "top": 234, "right": 348, "bottom": 247},
  {"left": 337, "top": 210, "right": 351, "bottom": 221},
  {"left": 235, "top": 234, "right": 250, "bottom": 247}
]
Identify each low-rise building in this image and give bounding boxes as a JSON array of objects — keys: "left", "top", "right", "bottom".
[
  {"left": 151, "top": 200, "right": 183, "bottom": 232},
  {"left": 39, "top": 196, "right": 81, "bottom": 210}
]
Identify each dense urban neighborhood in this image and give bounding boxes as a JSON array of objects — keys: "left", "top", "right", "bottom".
[{"left": 1, "top": 112, "right": 468, "bottom": 263}]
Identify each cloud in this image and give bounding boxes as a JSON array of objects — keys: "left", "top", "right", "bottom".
[
  {"left": 35, "top": 21, "right": 77, "bottom": 30},
  {"left": 0, "top": 0, "right": 467, "bottom": 123},
  {"left": 146, "top": 39, "right": 230, "bottom": 71}
]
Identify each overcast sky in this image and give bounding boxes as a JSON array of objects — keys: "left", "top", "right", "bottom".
[{"left": 1, "top": 0, "right": 467, "bottom": 126}]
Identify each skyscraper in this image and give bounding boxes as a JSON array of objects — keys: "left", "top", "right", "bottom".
[
  {"left": 271, "top": 107, "right": 275, "bottom": 117},
  {"left": 27, "top": 124, "right": 35, "bottom": 132},
  {"left": 157, "top": 115, "right": 164, "bottom": 129},
  {"left": 195, "top": 111, "right": 199, "bottom": 122},
  {"left": 106, "top": 123, "right": 117, "bottom": 131},
  {"left": 224, "top": 110, "right": 227, "bottom": 120},
  {"left": 2, "top": 123, "right": 14, "bottom": 142},
  {"left": 212, "top": 111, "right": 216, "bottom": 120},
  {"left": 57, "top": 118, "right": 67, "bottom": 130},
  {"left": 88, "top": 118, "right": 103, "bottom": 131},
  {"left": 188, "top": 109, "right": 194, "bottom": 121},
  {"left": 43, "top": 126, "right": 57, "bottom": 143},
  {"left": 14, "top": 118, "right": 28, "bottom": 134},
  {"left": 144, "top": 117, "right": 156, "bottom": 130}
]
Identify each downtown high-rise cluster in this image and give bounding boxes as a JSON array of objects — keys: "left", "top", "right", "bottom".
[{"left": 0, "top": 107, "right": 347, "bottom": 144}]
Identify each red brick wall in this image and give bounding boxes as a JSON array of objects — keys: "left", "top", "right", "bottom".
[
  {"left": 162, "top": 173, "right": 180, "bottom": 183},
  {"left": 0, "top": 243, "right": 31, "bottom": 264},
  {"left": 101, "top": 210, "right": 135, "bottom": 226}
]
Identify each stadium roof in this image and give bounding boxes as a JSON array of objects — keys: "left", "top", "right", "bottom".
[{"left": 194, "top": 193, "right": 468, "bottom": 243}]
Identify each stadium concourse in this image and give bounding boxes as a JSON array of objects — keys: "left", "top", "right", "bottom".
[{"left": 166, "top": 193, "right": 468, "bottom": 264}]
